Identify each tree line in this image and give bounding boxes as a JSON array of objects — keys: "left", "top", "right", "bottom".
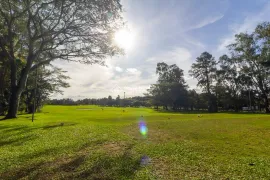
[
  {"left": 48, "top": 95, "right": 151, "bottom": 107},
  {"left": 148, "top": 22, "right": 270, "bottom": 113},
  {"left": 50, "top": 22, "right": 270, "bottom": 113}
]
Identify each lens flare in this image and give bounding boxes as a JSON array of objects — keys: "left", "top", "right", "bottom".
[
  {"left": 141, "top": 155, "right": 151, "bottom": 165},
  {"left": 139, "top": 120, "right": 148, "bottom": 137}
]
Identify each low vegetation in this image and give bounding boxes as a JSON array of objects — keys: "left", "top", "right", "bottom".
[{"left": 1, "top": 106, "right": 270, "bottom": 179}]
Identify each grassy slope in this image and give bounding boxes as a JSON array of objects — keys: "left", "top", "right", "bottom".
[{"left": 0, "top": 105, "right": 270, "bottom": 179}]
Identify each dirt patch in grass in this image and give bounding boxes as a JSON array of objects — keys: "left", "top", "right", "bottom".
[
  {"left": 151, "top": 157, "right": 210, "bottom": 179},
  {"left": 101, "top": 141, "right": 128, "bottom": 155},
  {"left": 151, "top": 157, "right": 176, "bottom": 179}
]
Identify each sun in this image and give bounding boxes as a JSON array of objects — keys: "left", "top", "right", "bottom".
[{"left": 114, "top": 29, "right": 135, "bottom": 51}]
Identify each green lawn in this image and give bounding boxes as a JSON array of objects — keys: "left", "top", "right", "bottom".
[{"left": 1, "top": 106, "right": 270, "bottom": 179}]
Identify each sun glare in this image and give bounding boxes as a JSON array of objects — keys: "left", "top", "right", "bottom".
[{"left": 114, "top": 29, "right": 135, "bottom": 51}]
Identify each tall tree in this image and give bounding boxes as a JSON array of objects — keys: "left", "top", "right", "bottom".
[
  {"left": 189, "top": 52, "right": 217, "bottom": 112},
  {"left": 148, "top": 62, "right": 188, "bottom": 110},
  {"left": 0, "top": 0, "right": 123, "bottom": 118},
  {"left": 228, "top": 22, "right": 270, "bottom": 113},
  {"left": 216, "top": 54, "right": 244, "bottom": 111},
  {"left": 116, "top": 95, "right": 120, "bottom": 106}
]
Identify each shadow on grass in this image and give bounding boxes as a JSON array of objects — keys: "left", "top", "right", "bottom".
[
  {"left": 42, "top": 122, "right": 76, "bottom": 129},
  {"left": 0, "top": 125, "right": 28, "bottom": 132},
  {"left": 0, "top": 162, "right": 45, "bottom": 180},
  {"left": 76, "top": 155, "right": 141, "bottom": 180},
  {"left": 0, "top": 125, "right": 38, "bottom": 147},
  {"left": 0, "top": 122, "right": 77, "bottom": 148},
  {"left": 1, "top": 143, "right": 141, "bottom": 180},
  {"left": 60, "top": 156, "right": 86, "bottom": 172},
  {"left": 73, "top": 143, "right": 141, "bottom": 179},
  {"left": 0, "top": 135, "right": 36, "bottom": 147}
]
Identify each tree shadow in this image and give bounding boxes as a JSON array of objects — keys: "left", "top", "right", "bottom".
[
  {"left": 0, "top": 162, "right": 45, "bottom": 180},
  {"left": 42, "top": 122, "right": 76, "bottom": 129},
  {"left": 18, "top": 147, "right": 61, "bottom": 160},
  {"left": 76, "top": 156, "right": 141, "bottom": 179},
  {"left": 59, "top": 155, "right": 86, "bottom": 172},
  {"left": 1, "top": 143, "right": 142, "bottom": 180},
  {"left": 0, "top": 125, "right": 38, "bottom": 147},
  {"left": 0, "top": 146, "right": 73, "bottom": 179},
  {"left": 0, "top": 135, "right": 36, "bottom": 147},
  {"left": 75, "top": 144, "right": 141, "bottom": 179},
  {"left": 0, "top": 122, "right": 77, "bottom": 149},
  {"left": 1, "top": 126, "right": 29, "bottom": 132},
  {"left": 0, "top": 147, "right": 61, "bottom": 179}
]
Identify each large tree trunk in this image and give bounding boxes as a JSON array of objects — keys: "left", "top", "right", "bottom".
[
  {"left": 207, "top": 94, "right": 213, "bottom": 112},
  {"left": 5, "top": 55, "right": 18, "bottom": 118},
  {"left": 206, "top": 74, "right": 213, "bottom": 113},
  {"left": 2, "top": 18, "right": 35, "bottom": 119},
  {"left": 5, "top": 87, "right": 21, "bottom": 118},
  {"left": 257, "top": 75, "right": 270, "bottom": 113},
  {"left": 5, "top": 58, "right": 32, "bottom": 119},
  {"left": 0, "top": 67, "right": 5, "bottom": 116},
  {"left": 263, "top": 95, "right": 270, "bottom": 113}
]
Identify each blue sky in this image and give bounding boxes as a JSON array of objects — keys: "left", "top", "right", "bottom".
[{"left": 53, "top": 0, "right": 270, "bottom": 99}]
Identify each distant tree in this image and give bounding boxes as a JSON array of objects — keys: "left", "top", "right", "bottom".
[
  {"left": 116, "top": 95, "right": 121, "bottom": 106},
  {"left": 148, "top": 62, "right": 188, "bottom": 110},
  {"left": 107, "top": 95, "right": 114, "bottom": 106},
  {"left": 189, "top": 52, "right": 217, "bottom": 112},
  {"left": 187, "top": 89, "right": 198, "bottom": 111},
  {"left": 0, "top": 0, "right": 124, "bottom": 119}
]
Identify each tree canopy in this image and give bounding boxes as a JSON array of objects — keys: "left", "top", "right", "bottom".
[{"left": 0, "top": 0, "right": 124, "bottom": 118}]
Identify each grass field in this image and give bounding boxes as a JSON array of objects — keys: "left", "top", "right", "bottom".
[{"left": 1, "top": 105, "right": 270, "bottom": 179}]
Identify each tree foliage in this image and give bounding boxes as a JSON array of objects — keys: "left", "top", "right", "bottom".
[
  {"left": 0, "top": 0, "right": 124, "bottom": 118},
  {"left": 189, "top": 52, "right": 217, "bottom": 112},
  {"left": 228, "top": 23, "right": 270, "bottom": 112},
  {"left": 148, "top": 62, "right": 188, "bottom": 110}
]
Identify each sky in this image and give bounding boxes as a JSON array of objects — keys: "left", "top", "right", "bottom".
[{"left": 52, "top": 0, "right": 270, "bottom": 100}]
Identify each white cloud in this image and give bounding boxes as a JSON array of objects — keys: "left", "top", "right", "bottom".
[
  {"left": 180, "top": 34, "right": 206, "bottom": 49},
  {"left": 146, "top": 47, "right": 192, "bottom": 66},
  {"left": 217, "top": 1, "right": 270, "bottom": 53},
  {"left": 51, "top": 60, "right": 156, "bottom": 99},
  {"left": 146, "top": 47, "right": 198, "bottom": 89},
  {"left": 126, "top": 68, "right": 139, "bottom": 74},
  {"left": 188, "top": 14, "right": 224, "bottom": 30},
  {"left": 115, "top": 66, "right": 123, "bottom": 72}
]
